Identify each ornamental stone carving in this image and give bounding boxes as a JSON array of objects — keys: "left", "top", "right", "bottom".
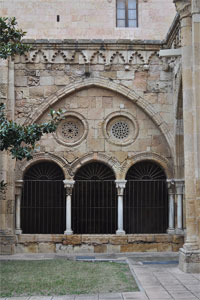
[
  {"left": 103, "top": 111, "right": 139, "bottom": 146},
  {"left": 54, "top": 112, "right": 88, "bottom": 147}
]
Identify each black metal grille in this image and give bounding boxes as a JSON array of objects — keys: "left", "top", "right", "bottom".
[
  {"left": 21, "top": 162, "right": 65, "bottom": 234},
  {"left": 124, "top": 161, "right": 168, "bottom": 234},
  {"left": 72, "top": 180, "right": 117, "bottom": 234},
  {"left": 72, "top": 162, "right": 117, "bottom": 234}
]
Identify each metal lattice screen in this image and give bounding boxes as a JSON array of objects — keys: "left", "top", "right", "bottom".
[
  {"left": 72, "top": 162, "right": 117, "bottom": 234},
  {"left": 124, "top": 161, "right": 168, "bottom": 234},
  {"left": 21, "top": 162, "right": 65, "bottom": 234}
]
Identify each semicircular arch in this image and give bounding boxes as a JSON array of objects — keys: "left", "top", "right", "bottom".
[
  {"left": 15, "top": 152, "right": 70, "bottom": 181},
  {"left": 121, "top": 152, "right": 174, "bottom": 180},
  {"left": 69, "top": 152, "right": 120, "bottom": 180}
]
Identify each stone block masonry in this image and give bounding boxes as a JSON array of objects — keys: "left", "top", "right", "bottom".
[{"left": 14, "top": 234, "right": 184, "bottom": 254}]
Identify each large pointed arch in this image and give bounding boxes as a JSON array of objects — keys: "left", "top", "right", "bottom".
[{"left": 25, "top": 77, "right": 174, "bottom": 157}]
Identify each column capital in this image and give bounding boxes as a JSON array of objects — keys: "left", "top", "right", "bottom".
[
  {"left": 15, "top": 180, "right": 24, "bottom": 196},
  {"left": 115, "top": 180, "right": 127, "bottom": 196},
  {"left": 174, "top": 0, "right": 191, "bottom": 19},
  {"left": 115, "top": 180, "right": 127, "bottom": 189},
  {"left": 175, "top": 179, "right": 185, "bottom": 194},
  {"left": 192, "top": 0, "right": 200, "bottom": 14},
  {"left": 63, "top": 180, "right": 75, "bottom": 195},
  {"left": 167, "top": 179, "right": 176, "bottom": 192}
]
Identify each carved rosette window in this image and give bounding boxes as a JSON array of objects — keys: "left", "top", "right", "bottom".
[
  {"left": 55, "top": 113, "right": 88, "bottom": 146},
  {"left": 103, "top": 111, "right": 139, "bottom": 146}
]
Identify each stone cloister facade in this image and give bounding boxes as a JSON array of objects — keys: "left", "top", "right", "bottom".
[{"left": 0, "top": 0, "right": 200, "bottom": 273}]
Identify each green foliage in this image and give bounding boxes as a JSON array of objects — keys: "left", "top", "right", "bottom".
[
  {"left": 0, "top": 103, "right": 65, "bottom": 161},
  {"left": 0, "top": 17, "right": 30, "bottom": 59}
]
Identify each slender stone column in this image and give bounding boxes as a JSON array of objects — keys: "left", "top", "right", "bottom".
[
  {"left": 167, "top": 180, "right": 175, "bottom": 234},
  {"left": 175, "top": 180, "right": 184, "bottom": 234},
  {"left": 115, "top": 180, "right": 127, "bottom": 235},
  {"left": 15, "top": 180, "right": 24, "bottom": 235},
  {"left": 63, "top": 180, "right": 75, "bottom": 235}
]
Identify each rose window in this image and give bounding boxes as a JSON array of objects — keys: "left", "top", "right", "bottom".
[
  {"left": 61, "top": 122, "right": 79, "bottom": 139},
  {"left": 111, "top": 121, "right": 129, "bottom": 140}
]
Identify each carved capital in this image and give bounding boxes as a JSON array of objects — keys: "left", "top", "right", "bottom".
[
  {"left": 115, "top": 180, "right": 127, "bottom": 196},
  {"left": 192, "top": 0, "right": 200, "bottom": 14},
  {"left": 63, "top": 180, "right": 75, "bottom": 196},
  {"left": 173, "top": 0, "right": 191, "bottom": 19},
  {"left": 167, "top": 179, "right": 176, "bottom": 193},
  {"left": 175, "top": 179, "right": 184, "bottom": 194},
  {"left": 15, "top": 180, "right": 24, "bottom": 196}
]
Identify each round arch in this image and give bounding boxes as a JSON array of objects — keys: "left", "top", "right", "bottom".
[
  {"left": 69, "top": 152, "right": 120, "bottom": 180},
  {"left": 71, "top": 160, "right": 117, "bottom": 234},
  {"left": 122, "top": 152, "right": 174, "bottom": 180},
  {"left": 21, "top": 160, "right": 66, "bottom": 234},
  {"left": 124, "top": 159, "right": 169, "bottom": 234},
  {"left": 24, "top": 77, "right": 174, "bottom": 158},
  {"left": 15, "top": 152, "right": 69, "bottom": 181}
]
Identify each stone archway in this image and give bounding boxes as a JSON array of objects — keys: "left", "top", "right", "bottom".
[
  {"left": 72, "top": 161, "right": 117, "bottom": 234},
  {"left": 24, "top": 77, "right": 175, "bottom": 158}
]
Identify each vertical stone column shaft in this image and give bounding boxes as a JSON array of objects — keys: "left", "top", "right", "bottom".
[
  {"left": 167, "top": 180, "right": 175, "bottom": 233},
  {"left": 63, "top": 180, "right": 75, "bottom": 235},
  {"left": 115, "top": 180, "right": 127, "bottom": 235},
  {"left": 15, "top": 180, "right": 23, "bottom": 235},
  {"left": 176, "top": 180, "right": 184, "bottom": 232}
]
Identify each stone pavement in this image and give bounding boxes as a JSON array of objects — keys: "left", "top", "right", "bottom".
[{"left": 1, "top": 253, "right": 200, "bottom": 300}]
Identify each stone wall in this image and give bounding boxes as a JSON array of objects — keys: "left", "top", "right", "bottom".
[
  {"left": 0, "top": 0, "right": 176, "bottom": 40},
  {"left": 14, "top": 41, "right": 178, "bottom": 182},
  {"left": 15, "top": 234, "right": 184, "bottom": 254}
]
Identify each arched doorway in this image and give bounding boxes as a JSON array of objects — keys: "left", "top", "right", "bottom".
[
  {"left": 21, "top": 161, "right": 65, "bottom": 234},
  {"left": 72, "top": 162, "right": 117, "bottom": 234},
  {"left": 124, "top": 161, "right": 168, "bottom": 234}
]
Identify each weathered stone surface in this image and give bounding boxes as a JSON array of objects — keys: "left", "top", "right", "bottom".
[
  {"left": 121, "top": 243, "right": 158, "bottom": 252},
  {"left": 94, "top": 245, "right": 107, "bottom": 253},
  {"left": 15, "top": 243, "right": 38, "bottom": 253},
  {"left": 63, "top": 235, "right": 82, "bottom": 245},
  {"left": 82, "top": 235, "right": 109, "bottom": 245},
  {"left": 73, "top": 245, "right": 94, "bottom": 254},
  {"left": 38, "top": 242, "right": 56, "bottom": 253},
  {"left": 109, "top": 236, "right": 128, "bottom": 245}
]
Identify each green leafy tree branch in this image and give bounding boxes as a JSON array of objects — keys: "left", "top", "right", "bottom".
[{"left": 0, "top": 17, "right": 65, "bottom": 190}]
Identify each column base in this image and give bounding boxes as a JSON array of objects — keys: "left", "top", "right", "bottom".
[
  {"left": 179, "top": 248, "right": 200, "bottom": 273},
  {"left": 64, "top": 230, "right": 73, "bottom": 235},
  {"left": 116, "top": 230, "right": 125, "bottom": 235},
  {"left": 167, "top": 228, "right": 175, "bottom": 234},
  {"left": 15, "top": 229, "right": 22, "bottom": 235},
  {"left": 175, "top": 228, "right": 184, "bottom": 235}
]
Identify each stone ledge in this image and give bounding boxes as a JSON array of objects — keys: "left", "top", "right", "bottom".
[{"left": 11, "top": 234, "right": 185, "bottom": 254}]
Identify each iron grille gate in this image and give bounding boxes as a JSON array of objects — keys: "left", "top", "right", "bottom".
[
  {"left": 72, "top": 180, "right": 117, "bottom": 234},
  {"left": 124, "top": 180, "right": 168, "bottom": 234},
  {"left": 21, "top": 180, "right": 65, "bottom": 234}
]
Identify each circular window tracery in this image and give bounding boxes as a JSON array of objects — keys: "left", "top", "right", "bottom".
[
  {"left": 61, "top": 121, "right": 79, "bottom": 139},
  {"left": 103, "top": 111, "right": 139, "bottom": 146},
  {"left": 111, "top": 121, "right": 129, "bottom": 140},
  {"left": 55, "top": 112, "right": 88, "bottom": 147}
]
